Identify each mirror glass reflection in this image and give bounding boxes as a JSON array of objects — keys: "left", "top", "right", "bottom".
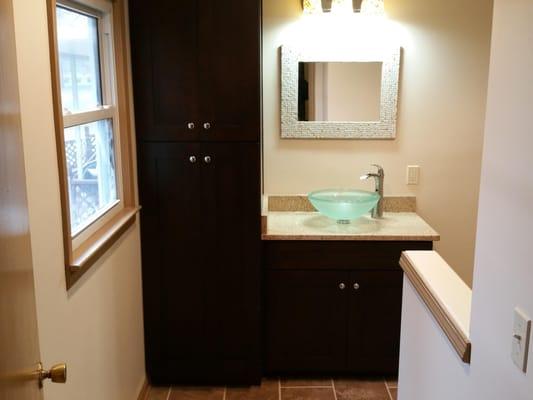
[{"left": 298, "top": 62, "right": 383, "bottom": 122}]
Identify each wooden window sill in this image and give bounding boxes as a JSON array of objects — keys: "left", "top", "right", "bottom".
[
  {"left": 399, "top": 250, "right": 472, "bottom": 363},
  {"left": 67, "top": 206, "right": 140, "bottom": 288}
]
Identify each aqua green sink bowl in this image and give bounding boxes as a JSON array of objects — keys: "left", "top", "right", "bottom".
[{"left": 308, "top": 189, "right": 380, "bottom": 223}]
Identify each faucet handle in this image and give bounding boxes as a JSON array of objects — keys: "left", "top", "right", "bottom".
[{"left": 371, "top": 164, "right": 384, "bottom": 176}]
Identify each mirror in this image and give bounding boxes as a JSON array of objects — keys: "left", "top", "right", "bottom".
[
  {"left": 281, "top": 45, "right": 401, "bottom": 139},
  {"left": 298, "top": 62, "right": 383, "bottom": 122}
]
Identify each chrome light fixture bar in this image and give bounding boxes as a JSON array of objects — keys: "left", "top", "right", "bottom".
[{"left": 303, "top": 0, "right": 384, "bottom": 15}]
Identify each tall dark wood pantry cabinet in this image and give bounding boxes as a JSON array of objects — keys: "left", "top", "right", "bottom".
[{"left": 129, "top": 0, "right": 262, "bottom": 385}]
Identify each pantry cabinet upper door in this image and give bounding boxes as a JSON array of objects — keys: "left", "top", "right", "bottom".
[
  {"left": 129, "top": 0, "right": 201, "bottom": 142},
  {"left": 199, "top": 0, "right": 261, "bottom": 141}
]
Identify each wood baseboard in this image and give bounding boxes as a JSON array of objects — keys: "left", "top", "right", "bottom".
[{"left": 137, "top": 379, "right": 149, "bottom": 400}]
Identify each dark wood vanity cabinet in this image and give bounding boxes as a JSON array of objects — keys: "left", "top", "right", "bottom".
[
  {"left": 129, "top": 0, "right": 261, "bottom": 142},
  {"left": 130, "top": 0, "right": 262, "bottom": 385},
  {"left": 264, "top": 241, "right": 432, "bottom": 375}
]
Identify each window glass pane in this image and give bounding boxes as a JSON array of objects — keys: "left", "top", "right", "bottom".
[
  {"left": 56, "top": 6, "right": 102, "bottom": 113},
  {"left": 64, "top": 119, "right": 118, "bottom": 234}
]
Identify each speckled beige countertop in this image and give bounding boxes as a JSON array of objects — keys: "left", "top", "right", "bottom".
[{"left": 262, "top": 212, "right": 440, "bottom": 241}]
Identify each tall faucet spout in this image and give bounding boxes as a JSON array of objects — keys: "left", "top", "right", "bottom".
[{"left": 360, "top": 165, "right": 384, "bottom": 218}]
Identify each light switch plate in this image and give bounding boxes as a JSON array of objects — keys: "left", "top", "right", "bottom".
[
  {"left": 407, "top": 165, "right": 420, "bottom": 185},
  {"left": 512, "top": 308, "right": 531, "bottom": 373}
]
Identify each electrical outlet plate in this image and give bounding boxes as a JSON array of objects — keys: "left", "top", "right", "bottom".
[
  {"left": 407, "top": 165, "right": 420, "bottom": 185},
  {"left": 512, "top": 308, "right": 531, "bottom": 373}
]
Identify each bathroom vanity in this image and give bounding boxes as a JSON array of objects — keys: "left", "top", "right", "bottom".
[
  {"left": 129, "top": 0, "right": 437, "bottom": 384},
  {"left": 262, "top": 206, "right": 439, "bottom": 375}
]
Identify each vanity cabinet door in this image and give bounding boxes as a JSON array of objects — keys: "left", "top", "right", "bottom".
[
  {"left": 129, "top": 0, "right": 201, "bottom": 142},
  {"left": 266, "top": 270, "right": 350, "bottom": 373},
  {"left": 348, "top": 270, "right": 404, "bottom": 374}
]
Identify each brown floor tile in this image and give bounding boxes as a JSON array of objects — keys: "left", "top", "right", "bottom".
[
  {"left": 388, "top": 388, "right": 397, "bottom": 400},
  {"left": 168, "top": 387, "right": 224, "bottom": 400},
  {"left": 226, "top": 379, "right": 279, "bottom": 400},
  {"left": 280, "top": 378, "right": 332, "bottom": 388},
  {"left": 148, "top": 386, "right": 170, "bottom": 400},
  {"left": 281, "top": 387, "right": 335, "bottom": 400},
  {"left": 334, "top": 379, "right": 390, "bottom": 400}
]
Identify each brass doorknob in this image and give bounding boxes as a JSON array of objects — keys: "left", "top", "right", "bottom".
[{"left": 38, "top": 362, "right": 67, "bottom": 387}]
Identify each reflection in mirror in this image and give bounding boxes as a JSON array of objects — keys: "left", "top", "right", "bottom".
[{"left": 298, "top": 62, "right": 383, "bottom": 122}]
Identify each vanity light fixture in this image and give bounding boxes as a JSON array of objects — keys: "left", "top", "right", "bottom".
[{"left": 302, "top": 0, "right": 385, "bottom": 15}]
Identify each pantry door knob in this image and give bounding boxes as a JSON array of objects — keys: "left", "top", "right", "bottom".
[
  {"left": 37, "top": 362, "right": 67, "bottom": 387},
  {"left": 203, "top": 122, "right": 211, "bottom": 130},
  {"left": 187, "top": 122, "right": 195, "bottom": 130},
  {"left": 353, "top": 283, "right": 360, "bottom": 290},
  {"left": 204, "top": 156, "right": 212, "bottom": 164},
  {"left": 189, "top": 156, "right": 197, "bottom": 163},
  {"left": 339, "top": 283, "right": 346, "bottom": 290}
]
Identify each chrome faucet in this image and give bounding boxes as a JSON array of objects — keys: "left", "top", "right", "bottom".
[{"left": 360, "top": 164, "right": 384, "bottom": 218}]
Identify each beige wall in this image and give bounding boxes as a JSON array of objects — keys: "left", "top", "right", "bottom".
[
  {"left": 12, "top": 1, "right": 145, "bottom": 399},
  {"left": 263, "top": 0, "right": 493, "bottom": 286}
]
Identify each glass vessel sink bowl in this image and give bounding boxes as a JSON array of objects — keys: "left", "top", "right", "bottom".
[{"left": 308, "top": 189, "right": 380, "bottom": 223}]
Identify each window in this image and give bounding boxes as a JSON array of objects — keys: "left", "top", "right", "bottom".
[
  {"left": 57, "top": 1, "right": 119, "bottom": 235},
  {"left": 48, "top": 0, "right": 138, "bottom": 288}
]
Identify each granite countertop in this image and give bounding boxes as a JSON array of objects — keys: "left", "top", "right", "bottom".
[{"left": 262, "top": 212, "right": 440, "bottom": 241}]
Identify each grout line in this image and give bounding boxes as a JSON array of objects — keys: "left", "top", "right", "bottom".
[
  {"left": 280, "top": 386, "right": 334, "bottom": 389},
  {"left": 384, "top": 377, "right": 398, "bottom": 389},
  {"left": 331, "top": 378, "right": 338, "bottom": 400},
  {"left": 278, "top": 378, "right": 282, "bottom": 400},
  {"left": 165, "top": 386, "right": 171, "bottom": 400},
  {"left": 384, "top": 379, "right": 393, "bottom": 400}
]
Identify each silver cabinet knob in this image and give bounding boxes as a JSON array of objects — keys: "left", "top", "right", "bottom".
[
  {"left": 339, "top": 283, "right": 346, "bottom": 290},
  {"left": 204, "top": 156, "right": 212, "bottom": 164},
  {"left": 353, "top": 283, "right": 360, "bottom": 290},
  {"left": 203, "top": 122, "right": 211, "bottom": 130},
  {"left": 189, "top": 156, "right": 197, "bottom": 163},
  {"left": 187, "top": 122, "right": 195, "bottom": 130}
]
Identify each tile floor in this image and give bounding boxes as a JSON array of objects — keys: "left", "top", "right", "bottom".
[{"left": 147, "top": 377, "right": 398, "bottom": 400}]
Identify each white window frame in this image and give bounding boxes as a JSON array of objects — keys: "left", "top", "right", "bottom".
[{"left": 56, "top": 0, "right": 125, "bottom": 246}]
